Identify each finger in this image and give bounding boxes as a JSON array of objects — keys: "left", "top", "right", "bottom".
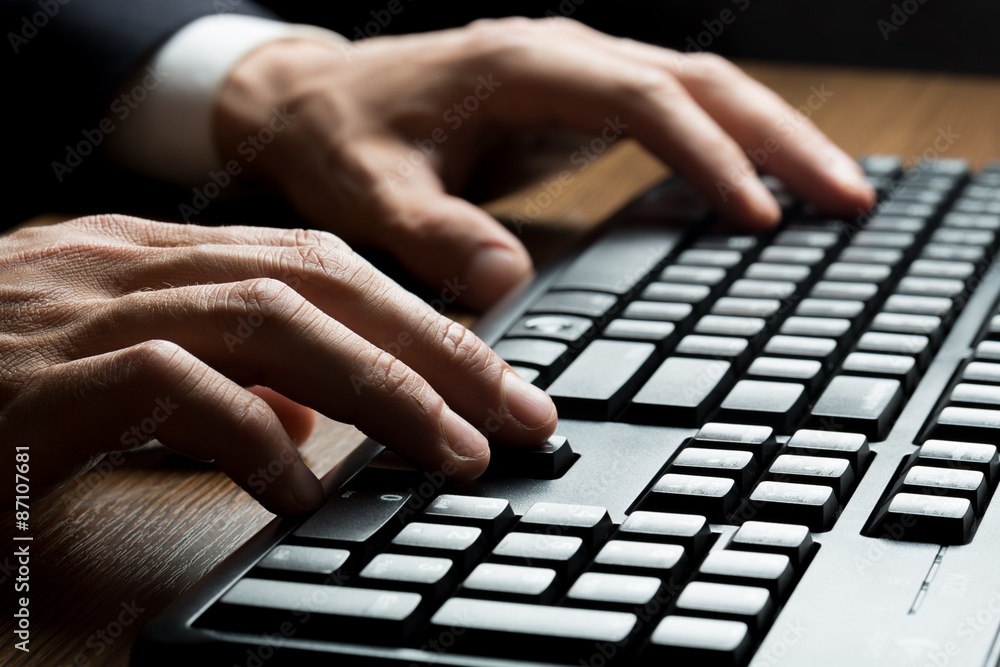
[
  {"left": 247, "top": 386, "right": 316, "bottom": 446},
  {"left": 64, "top": 279, "right": 496, "bottom": 479},
  {"left": 5, "top": 340, "right": 324, "bottom": 515}
]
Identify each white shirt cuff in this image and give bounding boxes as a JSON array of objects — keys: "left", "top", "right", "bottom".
[{"left": 104, "top": 14, "right": 347, "bottom": 186}]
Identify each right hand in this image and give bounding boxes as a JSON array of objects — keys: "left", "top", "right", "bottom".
[{"left": 0, "top": 215, "right": 557, "bottom": 514}]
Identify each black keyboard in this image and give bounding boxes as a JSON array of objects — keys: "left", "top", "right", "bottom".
[{"left": 133, "top": 156, "right": 1000, "bottom": 666}]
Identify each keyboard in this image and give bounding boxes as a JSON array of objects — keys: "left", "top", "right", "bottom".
[{"left": 133, "top": 156, "right": 1000, "bottom": 666}]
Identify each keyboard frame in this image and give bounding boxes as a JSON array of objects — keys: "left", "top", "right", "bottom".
[{"left": 132, "top": 177, "right": 1000, "bottom": 666}]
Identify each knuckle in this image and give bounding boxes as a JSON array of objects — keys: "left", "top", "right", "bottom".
[
  {"left": 686, "top": 51, "right": 741, "bottom": 80},
  {"left": 227, "top": 278, "right": 302, "bottom": 323},
  {"left": 228, "top": 394, "right": 277, "bottom": 433},
  {"left": 364, "top": 350, "right": 426, "bottom": 406},
  {"left": 116, "top": 339, "right": 190, "bottom": 385},
  {"left": 423, "top": 314, "right": 494, "bottom": 376}
]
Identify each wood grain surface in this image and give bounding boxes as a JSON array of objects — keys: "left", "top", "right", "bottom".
[{"left": 5, "top": 62, "right": 1000, "bottom": 667}]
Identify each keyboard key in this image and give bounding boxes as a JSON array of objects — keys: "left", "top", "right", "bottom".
[
  {"left": 784, "top": 429, "right": 871, "bottom": 472},
  {"left": 528, "top": 290, "right": 618, "bottom": 319},
  {"left": 917, "top": 440, "right": 999, "bottom": 484},
  {"left": 768, "top": 455, "right": 855, "bottom": 500},
  {"left": 670, "top": 447, "right": 760, "bottom": 492},
  {"left": 256, "top": 545, "right": 350, "bottom": 581},
  {"left": 294, "top": 489, "right": 413, "bottom": 558},
  {"left": 551, "top": 226, "right": 684, "bottom": 295},
  {"left": 359, "top": 553, "right": 457, "bottom": 602},
  {"left": 430, "top": 598, "right": 638, "bottom": 662},
  {"left": 901, "top": 466, "right": 988, "bottom": 514},
  {"left": 678, "top": 248, "right": 743, "bottom": 268},
  {"left": 676, "top": 335, "right": 751, "bottom": 367},
  {"left": 623, "top": 300, "right": 694, "bottom": 322},
  {"left": 746, "top": 481, "right": 838, "bottom": 531},
  {"left": 824, "top": 262, "right": 892, "bottom": 283},
  {"left": 866, "top": 215, "right": 925, "bottom": 233},
  {"left": 711, "top": 297, "right": 782, "bottom": 318},
  {"left": 566, "top": 572, "right": 664, "bottom": 610},
  {"left": 674, "top": 581, "right": 774, "bottom": 633},
  {"left": 459, "top": 563, "right": 559, "bottom": 604},
  {"left": 617, "top": 512, "right": 712, "bottom": 559},
  {"left": 659, "top": 264, "right": 727, "bottom": 286},
  {"left": 883, "top": 493, "right": 974, "bottom": 545},
  {"left": 908, "top": 259, "right": 976, "bottom": 280},
  {"left": 698, "top": 550, "right": 794, "bottom": 599},
  {"left": 883, "top": 294, "right": 953, "bottom": 318},
  {"left": 897, "top": 276, "right": 965, "bottom": 298},
  {"left": 842, "top": 352, "right": 918, "bottom": 389},
  {"left": 745, "top": 357, "right": 824, "bottom": 393},
  {"left": 691, "top": 422, "right": 780, "bottom": 464},
  {"left": 779, "top": 316, "right": 851, "bottom": 339},
  {"left": 809, "top": 376, "right": 903, "bottom": 439},
  {"left": 775, "top": 229, "right": 840, "bottom": 248},
  {"left": 930, "top": 406, "right": 1000, "bottom": 443},
  {"left": 869, "top": 312, "right": 942, "bottom": 340},
  {"left": 922, "top": 243, "right": 985, "bottom": 262},
  {"left": 546, "top": 340, "right": 657, "bottom": 419},
  {"left": 517, "top": 502, "right": 613, "bottom": 551},
  {"left": 963, "top": 361, "right": 1000, "bottom": 384},
  {"left": 877, "top": 201, "right": 935, "bottom": 218},
  {"left": 810, "top": 280, "right": 879, "bottom": 301},
  {"left": 728, "top": 279, "right": 797, "bottom": 300},
  {"left": 592, "top": 540, "right": 689, "bottom": 582},
  {"left": 717, "top": 380, "right": 808, "bottom": 432},
  {"left": 489, "top": 435, "right": 576, "bottom": 480},
  {"left": 642, "top": 282, "right": 711, "bottom": 304},
  {"left": 491, "top": 533, "right": 587, "bottom": 580},
  {"left": 602, "top": 318, "right": 677, "bottom": 344},
  {"left": 932, "top": 228, "right": 995, "bottom": 247},
  {"left": 763, "top": 335, "right": 837, "bottom": 363},
  {"left": 645, "top": 615, "right": 751, "bottom": 666},
  {"left": 852, "top": 230, "right": 915, "bottom": 249},
  {"left": 759, "top": 245, "right": 826, "bottom": 265},
  {"left": 974, "top": 340, "right": 1000, "bottom": 361},
  {"left": 641, "top": 473, "right": 738, "bottom": 522},
  {"left": 390, "top": 522, "right": 487, "bottom": 571},
  {"left": 744, "top": 262, "right": 811, "bottom": 282},
  {"left": 728, "top": 521, "right": 814, "bottom": 568},
  {"left": 695, "top": 235, "right": 760, "bottom": 252},
  {"left": 511, "top": 366, "right": 541, "bottom": 384},
  {"left": 839, "top": 246, "right": 903, "bottom": 266},
  {"left": 796, "top": 298, "right": 865, "bottom": 320},
  {"left": 493, "top": 339, "right": 570, "bottom": 379},
  {"left": 422, "top": 495, "right": 515, "bottom": 541},
  {"left": 507, "top": 314, "right": 594, "bottom": 344},
  {"left": 626, "top": 357, "right": 734, "bottom": 426},
  {"left": 856, "top": 332, "right": 929, "bottom": 365},
  {"left": 694, "top": 314, "right": 767, "bottom": 338},
  {"left": 950, "top": 383, "right": 1000, "bottom": 408}
]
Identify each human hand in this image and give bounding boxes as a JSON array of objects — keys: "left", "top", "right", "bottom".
[
  {"left": 214, "top": 17, "right": 874, "bottom": 309},
  {"left": 0, "top": 216, "right": 556, "bottom": 514}
]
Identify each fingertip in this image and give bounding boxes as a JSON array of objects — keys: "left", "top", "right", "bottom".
[
  {"left": 502, "top": 369, "right": 558, "bottom": 433},
  {"left": 461, "top": 245, "right": 533, "bottom": 310}
]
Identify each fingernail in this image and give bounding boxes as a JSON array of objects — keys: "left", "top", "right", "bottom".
[
  {"left": 503, "top": 369, "right": 557, "bottom": 430},
  {"left": 289, "top": 459, "right": 324, "bottom": 512},
  {"left": 442, "top": 407, "right": 489, "bottom": 460},
  {"left": 464, "top": 246, "right": 530, "bottom": 308}
]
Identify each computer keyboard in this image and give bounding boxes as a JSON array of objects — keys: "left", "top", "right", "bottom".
[{"left": 133, "top": 156, "right": 1000, "bottom": 666}]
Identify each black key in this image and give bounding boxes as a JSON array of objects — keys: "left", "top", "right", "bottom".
[
  {"left": 883, "top": 294, "right": 953, "bottom": 318},
  {"left": 922, "top": 243, "right": 985, "bottom": 262},
  {"left": 857, "top": 332, "right": 929, "bottom": 365},
  {"left": 839, "top": 246, "right": 903, "bottom": 266},
  {"left": 746, "top": 357, "right": 824, "bottom": 393},
  {"left": 659, "top": 264, "right": 727, "bottom": 286},
  {"left": 490, "top": 435, "right": 576, "bottom": 480},
  {"left": 930, "top": 407, "right": 1000, "bottom": 444},
  {"left": 975, "top": 340, "right": 1000, "bottom": 361},
  {"left": 491, "top": 533, "right": 587, "bottom": 580},
  {"left": 642, "top": 473, "right": 739, "bottom": 521},
  {"left": 852, "top": 230, "right": 915, "bottom": 248},
  {"left": 882, "top": 493, "right": 974, "bottom": 545},
  {"left": 430, "top": 598, "right": 638, "bottom": 662},
  {"left": 546, "top": 340, "right": 657, "bottom": 419},
  {"left": 810, "top": 376, "right": 903, "bottom": 439},
  {"left": 459, "top": 563, "right": 559, "bottom": 604},
  {"left": 507, "top": 314, "right": 594, "bottom": 345},
  {"left": 592, "top": 540, "right": 689, "bottom": 582},
  {"left": 728, "top": 521, "right": 814, "bottom": 568},
  {"left": 711, "top": 297, "right": 782, "bottom": 318},
  {"left": 897, "top": 276, "right": 965, "bottom": 298},
  {"left": 909, "top": 259, "right": 976, "bottom": 281},
  {"left": 746, "top": 481, "right": 838, "bottom": 531},
  {"left": 675, "top": 335, "right": 750, "bottom": 368},
  {"left": 780, "top": 316, "right": 851, "bottom": 339},
  {"left": 256, "top": 545, "right": 351, "bottom": 582},
  {"left": 810, "top": 281, "right": 879, "bottom": 301},
  {"left": 785, "top": 429, "right": 871, "bottom": 472},
  {"left": 775, "top": 229, "right": 840, "bottom": 248},
  {"left": 359, "top": 553, "right": 457, "bottom": 602},
  {"left": 768, "top": 455, "right": 855, "bottom": 500},
  {"left": 744, "top": 262, "right": 811, "bottom": 282},
  {"left": 493, "top": 338, "right": 569, "bottom": 375},
  {"left": 951, "top": 383, "right": 1000, "bottom": 408},
  {"left": 602, "top": 319, "right": 677, "bottom": 345},
  {"left": 528, "top": 290, "right": 618, "bottom": 319},
  {"left": 642, "top": 282, "right": 712, "bottom": 304},
  {"left": 677, "top": 248, "right": 743, "bottom": 268},
  {"left": 294, "top": 489, "right": 412, "bottom": 558},
  {"left": 645, "top": 616, "right": 751, "bottom": 666},
  {"left": 422, "top": 495, "right": 515, "bottom": 541},
  {"left": 623, "top": 300, "right": 694, "bottom": 322},
  {"left": 824, "top": 262, "right": 892, "bottom": 282},
  {"left": 869, "top": 313, "right": 941, "bottom": 340},
  {"left": 617, "top": 512, "right": 712, "bottom": 559},
  {"left": 728, "top": 279, "right": 796, "bottom": 300},
  {"left": 759, "top": 245, "right": 826, "bottom": 265},
  {"left": 932, "top": 228, "right": 995, "bottom": 247},
  {"left": 917, "top": 440, "right": 999, "bottom": 484},
  {"left": 901, "top": 466, "right": 988, "bottom": 514},
  {"left": 212, "top": 579, "right": 423, "bottom": 641},
  {"left": 670, "top": 447, "right": 760, "bottom": 492},
  {"left": 566, "top": 572, "right": 664, "bottom": 610},
  {"left": 962, "top": 361, "right": 1000, "bottom": 384},
  {"left": 796, "top": 298, "right": 865, "bottom": 321},
  {"left": 674, "top": 581, "right": 774, "bottom": 633},
  {"left": 698, "top": 550, "right": 794, "bottom": 599},
  {"left": 866, "top": 215, "right": 925, "bottom": 233},
  {"left": 690, "top": 422, "right": 780, "bottom": 464},
  {"left": 626, "top": 357, "right": 734, "bottom": 426},
  {"left": 511, "top": 366, "right": 541, "bottom": 385},
  {"left": 390, "top": 522, "right": 487, "bottom": 571},
  {"left": 842, "top": 352, "right": 918, "bottom": 390},
  {"left": 763, "top": 335, "right": 837, "bottom": 363},
  {"left": 551, "top": 226, "right": 684, "bottom": 296},
  {"left": 517, "top": 502, "right": 614, "bottom": 551},
  {"left": 694, "top": 315, "right": 767, "bottom": 338},
  {"left": 717, "top": 380, "right": 807, "bottom": 432}
]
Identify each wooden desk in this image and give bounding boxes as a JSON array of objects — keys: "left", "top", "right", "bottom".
[{"left": 6, "top": 62, "right": 1000, "bottom": 667}]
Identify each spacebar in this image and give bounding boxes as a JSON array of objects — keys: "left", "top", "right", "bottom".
[
  {"left": 550, "top": 226, "right": 685, "bottom": 295},
  {"left": 546, "top": 340, "right": 658, "bottom": 420}
]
